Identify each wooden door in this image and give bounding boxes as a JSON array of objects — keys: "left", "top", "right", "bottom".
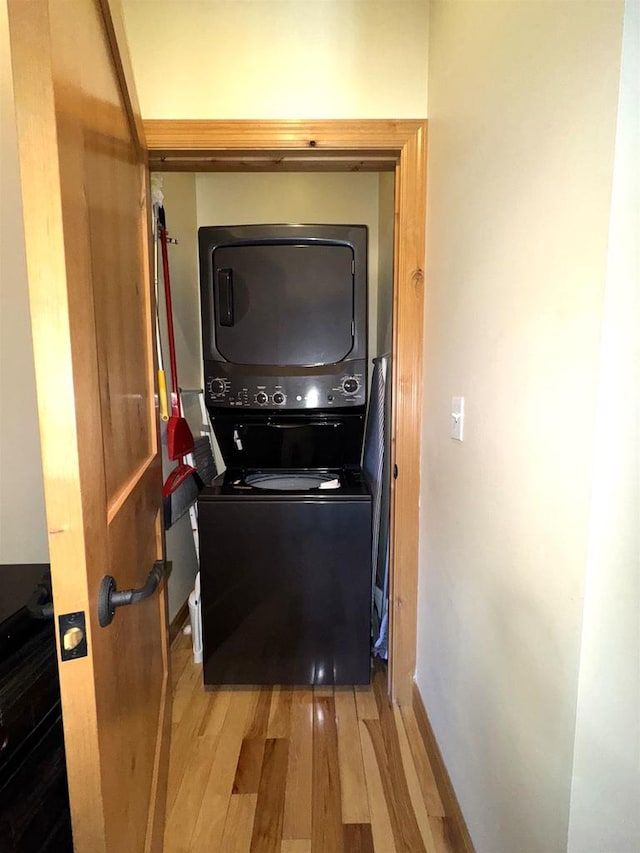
[{"left": 8, "top": 1, "right": 170, "bottom": 851}]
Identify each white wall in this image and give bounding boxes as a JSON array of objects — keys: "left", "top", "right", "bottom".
[
  {"left": 0, "top": 0, "right": 48, "bottom": 564},
  {"left": 158, "top": 173, "right": 202, "bottom": 392},
  {"left": 121, "top": 0, "right": 429, "bottom": 119},
  {"left": 154, "top": 173, "right": 201, "bottom": 620},
  {"left": 418, "top": 3, "right": 625, "bottom": 852},
  {"left": 567, "top": 2, "right": 640, "bottom": 850}
]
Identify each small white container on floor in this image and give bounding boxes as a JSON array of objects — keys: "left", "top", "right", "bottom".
[{"left": 187, "top": 572, "right": 203, "bottom": 664}]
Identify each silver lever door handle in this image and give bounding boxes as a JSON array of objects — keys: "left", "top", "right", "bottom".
[{"left": 98, "top": 561, "right": 166, "bottom": 627}]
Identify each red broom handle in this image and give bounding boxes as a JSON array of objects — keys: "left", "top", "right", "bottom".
[{"left": 159, "top": 224, "right": 181, "bottom": 418}]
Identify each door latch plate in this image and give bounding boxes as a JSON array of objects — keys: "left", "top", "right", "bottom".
[{"left": 58, "top": 611, "right": 88, "bottom": 661}]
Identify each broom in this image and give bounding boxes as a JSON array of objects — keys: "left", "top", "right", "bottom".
[
  {"left": 151, "top": 186, "right": 169, "bottom": 422},
  {"left": 158, "top": 206, "right": 200, "bottom": 528},
  {"left": 163, "top": 463, "right": 199, "bottom": 529},
  {"left": 159, "top": 206, "right": 194, "bottom": 460}
]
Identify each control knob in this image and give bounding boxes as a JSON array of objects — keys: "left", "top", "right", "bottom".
[
  {"left": 255, "top": 391, "right": 269, "bottom": 405},
  {"left": 209, "top": 377, "right": 226, "bottom": 397},
  {"left": 342, "top": 377, "right": 360, "bottom": 395},
  {"left": 272, "top": 392, "right": 286, "bottom": 405}
]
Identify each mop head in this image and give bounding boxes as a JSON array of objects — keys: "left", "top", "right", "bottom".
[{"left": 163, "top": 464, "right": 199, "bottom": 529}]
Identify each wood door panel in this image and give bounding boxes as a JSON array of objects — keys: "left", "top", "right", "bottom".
[
  {"left": 8, "top": 1, "right": 170, "bottom": 851},
  {"left": 48, "top": 0, "right": 152, "bottom": 502},
  {"left": 95, "top": 596, "right": 166, "bottom": 852},
  {"left": 88, "top": 149, "right": 156, "bottom": 501},
  {"left": 106, "top": 460, "right": 161, "bottom": 584}
]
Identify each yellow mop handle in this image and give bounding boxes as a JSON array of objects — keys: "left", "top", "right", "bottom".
[{"left": 157, "top": 368, "right": 169, "bottom": 421}]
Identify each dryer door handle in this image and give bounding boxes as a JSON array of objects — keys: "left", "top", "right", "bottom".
[
  {"left": 217, "top": 268, "right": 234, "bottom": 326},
  {"left": 268, "top": 422, "right": 336, "bottom": 429}
]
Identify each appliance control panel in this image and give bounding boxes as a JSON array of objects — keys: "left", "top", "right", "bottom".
[{"left": 204, "top": 363, "right": 367, "bottom": 410}]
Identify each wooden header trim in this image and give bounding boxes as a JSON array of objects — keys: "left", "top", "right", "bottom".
[
  {"left": 144, "top": 118, "right": 426, "bottom": 152},
  {"left": 143, "top": 119, "right": 425, "bottom": 172}
]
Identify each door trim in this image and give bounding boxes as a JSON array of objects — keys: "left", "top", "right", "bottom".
[{"left": 143, "top": 120, "right": 426, "bottom": 705}]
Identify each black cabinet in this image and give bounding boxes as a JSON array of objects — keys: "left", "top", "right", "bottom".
[
  {"left": 0, "top": 565, "right": 72, "bottom": 853},
  {"left": 199, "top": 485, "right": 372, "bottom": 686}
]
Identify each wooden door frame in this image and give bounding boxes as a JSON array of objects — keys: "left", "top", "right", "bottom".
[{"left": 142, "top": 120, "right": 426, "bottom": 706}]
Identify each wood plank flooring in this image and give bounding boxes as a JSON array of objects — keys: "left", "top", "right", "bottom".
[{"left": 165, "top": 632, "right": 456, "bottom": 853}]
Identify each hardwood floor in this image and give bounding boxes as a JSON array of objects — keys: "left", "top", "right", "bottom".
[{"left": 165, "top": 632, "right": 456, "bottom": 853}]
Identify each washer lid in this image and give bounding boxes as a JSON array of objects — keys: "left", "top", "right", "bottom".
[{"left": 244, "top": 472, "right": 341, "bottom": 491}]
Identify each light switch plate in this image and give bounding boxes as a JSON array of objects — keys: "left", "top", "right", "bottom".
[{"left": 451, "top": 396, "right": 464, "bottom": 441}]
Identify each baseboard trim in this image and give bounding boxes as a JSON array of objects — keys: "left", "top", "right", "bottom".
[
  {"left": 412, "top": 682, "right": 475, "bottom": 853},
  {"left": 169, "top": 598, "right": 189, "bottom": 646}
]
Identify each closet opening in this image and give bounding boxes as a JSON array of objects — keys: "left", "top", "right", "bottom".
[{"left": 146, "top": 120, "right": 426, "bottom": 704}]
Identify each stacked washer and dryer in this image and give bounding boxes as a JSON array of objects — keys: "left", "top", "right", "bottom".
[{"left": 197, "top": 224, "right": 372, "bottom": 686}]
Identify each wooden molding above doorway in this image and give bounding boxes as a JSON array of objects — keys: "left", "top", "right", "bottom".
[{"left": 143, "top": 119, "right": 427, "bottom": 706}]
